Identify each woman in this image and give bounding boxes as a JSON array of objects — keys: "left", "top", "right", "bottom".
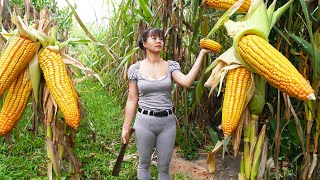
[{"left": 122, "top": 28, "right": 212, "bottom": 180}]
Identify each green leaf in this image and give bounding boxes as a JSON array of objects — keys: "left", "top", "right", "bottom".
[
  {"left": 270, "top": 0, "right": 293, "bottom": 30},
  {"left": 290, "top": 152, "right": 304, "bottom": 167},
  {"left": 206, "top": 126, "right": 219, "bottom": 145},
  {"left": 287, "top": 32, "right": 316, "bottom": 57},
  {"left": 28, "top": 43, "right": 41, "bottom": 104},
  {"left": 195, "top": 75, "right": 204, "bottom": 103},
  {"left": 113, "top": 47, "right": 139, "bottom": 75},
  {"left": 287, "top": 32, "right": 320, "bottom": 76},
  {"left": 138, "top": 0, "right": 153, "bottom": 19}
]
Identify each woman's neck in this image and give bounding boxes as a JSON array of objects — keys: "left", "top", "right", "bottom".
[{"left": 145, "top": 53, "right": 161, "bottom": 64}]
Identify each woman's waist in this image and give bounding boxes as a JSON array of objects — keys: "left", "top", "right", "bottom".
[
  {"left": 138, "top": 100, "right": 173, "bottom": 110},
  {"left": 137, "top": 107, "right": 173, "bottom": 117}
]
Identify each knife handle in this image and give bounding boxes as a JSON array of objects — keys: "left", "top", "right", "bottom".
[{"left": 124, "top": 128, "right": 135, "bottom": 145}]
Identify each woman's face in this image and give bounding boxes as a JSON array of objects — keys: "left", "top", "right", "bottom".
[{"left": 143, "top": 34, "right": 164, "bottom": 54}]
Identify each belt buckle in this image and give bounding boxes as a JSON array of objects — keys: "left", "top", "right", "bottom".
[{"left": 154, "top": 110, "right": 168, "bottom": 117}]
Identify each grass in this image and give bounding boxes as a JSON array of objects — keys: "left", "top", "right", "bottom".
[{"left": 0, "top": 78, "right": 194, "bottom": 179}]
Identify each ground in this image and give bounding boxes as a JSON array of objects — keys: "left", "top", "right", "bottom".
[{"left": 170, "top": 148, "right": 241, "bottom": 180}]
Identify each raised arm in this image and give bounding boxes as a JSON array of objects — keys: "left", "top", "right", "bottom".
[
  {"left": 122, "top": 81, "right": 138, "bottom": 143},
  {"left": 172, "top": 49, "right": 212, "bottom": 88}
]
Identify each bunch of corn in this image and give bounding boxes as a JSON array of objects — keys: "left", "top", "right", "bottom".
[
  {"left": 0, "top": 69, "right": 32, "bottom": 136},
  {"left": 222, "top": 67, "right": 251, "bottom": 137},
  {"left": 238, "top": 34, "right": 314, "bottom": 101},
  {"left": 204, "top": 0, "right": 251, "bottom": 12},
  {"left": 0, "top": 36, "right": 36, "bottom": 98},
  {"left": 199, "top": 38, "right": 222, "bottom": 53},
  {"left": 38, "top": 47, "right": 80, "bottom": 129}
]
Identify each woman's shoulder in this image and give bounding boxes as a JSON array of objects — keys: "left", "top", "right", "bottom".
[
  {"left": 167, "top": 60, "right": 178, "bottom": 64},
  {"left": 167, "top": 60, "right": 181, "bottom": 72},
  {"left": 128, "top": 61, "right": 141, "bottom": 71}
]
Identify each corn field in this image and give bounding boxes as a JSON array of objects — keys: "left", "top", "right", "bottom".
[{"left": 0, "top": 0, "right": 319, "bottom": 179}]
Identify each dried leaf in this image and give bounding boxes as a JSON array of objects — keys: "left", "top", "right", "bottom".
[
  {"left": 231, "top": 107, "right": 247, "bottom": 157},
  {"left": 207, "top": 140, "right": 223, "bottom": 175},
  {"left": 207, "top": 152, "right": 215, "bottom": 174},
  {"left": 308, "top": 154, "right": 318, "bottom": 179},
  {"left": 47, "top": 161, "right": 53, "bottom": 180},
  {"left": 258, "top": 137, "right": 268, "bottom": 179},
  {"left": 61, "top": 53, "right": 104, "bottom": 85}
]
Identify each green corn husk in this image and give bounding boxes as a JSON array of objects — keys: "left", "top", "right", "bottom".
[
  {"left": 239, "top": 156, "right": 246, "bottom": 180},
  {"left": 251, "top": 125, "right": 266, "bottom": 179}
]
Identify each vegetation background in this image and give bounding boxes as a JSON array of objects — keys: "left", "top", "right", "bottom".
[{"left": 0, "top": 0, "right": 319, "bottom": 179}]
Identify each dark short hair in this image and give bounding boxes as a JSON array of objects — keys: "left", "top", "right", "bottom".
[{"left": 138, "top": 28, "right": 163, "bottom": 51}]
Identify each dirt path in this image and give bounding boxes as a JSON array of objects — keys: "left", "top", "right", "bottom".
[{"left": 170, "top": 148, "right": 240, "bottom": 180}]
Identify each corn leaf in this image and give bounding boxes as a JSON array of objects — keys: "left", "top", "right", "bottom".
[
  {"left": 299, "top": 0, "right": 318, "bottom": 80},
  {"left": 206, "top": 126, "right": 219, "bottom": 145},
  {"left": 113, "top": 47, "right": 139, "bottom": 75},
  {"left": 61, "top": 53, "right": 104, "bottom": 86},
  {"left": 65, "top": 0, "right": 117, "bottom": 63},
  {"left": 287, "top": 32, "right": 320, "bottom": 76},
  {"left": 195, "top": 74, "right": 204, "bottom": 103},
  {"left": 207, "top": 152, "right": 216, "bottom": 175},
  {"left": 29, "top": 43, "right": 41, "bottom": 104},
  {"left": 138, "top": 0, "right": 153, "bottom": 19},
  {"left": 190, "top": 16, "right": 202, "bottom": 49},
  {"left": 207, "top": 140, "right": 223, "bottom": 175},
  {"left": 269, "top": 0, "right": 293, "bottom": 30}
]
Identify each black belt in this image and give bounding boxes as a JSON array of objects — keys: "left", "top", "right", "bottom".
[{"left": 138, "top": 107, "right": 172, "bottom": 117}]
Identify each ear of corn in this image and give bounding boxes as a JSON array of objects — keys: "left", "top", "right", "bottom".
[
  {"left": 0, "top": 36, "right": 36, "bottom": 98},
  {"left": 238, "top": 34, "right": 315, "bottom": 101},
  {"left": 204, "top": 0, "right": 251, "bottom": 12},
  {"left": 222, "top": 67, "right": 251, "bottom": 137},
  {"left": 0, "top": 68, "right": 32, "bottom": 136},
  {"left": 199, "top": 38, "right": 222, "bottom": 53},
  {"left": 39, "top": 47, "right": 80, "bottom": 129}
]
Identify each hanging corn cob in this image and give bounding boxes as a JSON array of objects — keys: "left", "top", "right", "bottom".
[
  {"left": 204, "top": 0, "right": 313, "bottom": 177},
  {"left": 227, "top": 0, "right": 315, "bottom": 101},
  {"left": 204, "top": 0, "right": 251, "bottom": 12},
  {"left": 0, "top": 36, "right": 36, "bottom": 98},
  {"left": 200, "top": 38, "right": 222, "bottom": 53},
  {"left": 38, "top": 47, "right": 80, "bottom": 129},
  {"left": 222, "top": 67, "right": 252, "bottom": 137},
  {"left": 0, "top": 68, "right": 32, "bottom": 136},
  {"left": 0, "top": 15, "right": 47, "bottom": 98},
  {"left": 238, "top": 34, "right": 314, "bottom": 101}
]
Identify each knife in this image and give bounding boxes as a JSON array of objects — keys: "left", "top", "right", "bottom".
[{"left": 112, "top": 128, "right": 135, "bottom": 176}]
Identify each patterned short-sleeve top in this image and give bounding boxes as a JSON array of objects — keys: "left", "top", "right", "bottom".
[{"left": 127, "top": 60, "right": 181, "bottom": 111}]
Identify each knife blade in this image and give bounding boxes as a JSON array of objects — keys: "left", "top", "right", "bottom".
[{"left": 112, "top": 128, "right": 135, "bottom": 176}]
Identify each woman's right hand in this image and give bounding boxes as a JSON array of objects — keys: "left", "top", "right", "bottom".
[{"left": 121, "top": 126, "right": 129, "bottom": 144}]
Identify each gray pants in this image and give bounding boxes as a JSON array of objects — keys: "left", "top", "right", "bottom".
[{"left": 133, "top": 112, "right": 176, "bottom": 180}]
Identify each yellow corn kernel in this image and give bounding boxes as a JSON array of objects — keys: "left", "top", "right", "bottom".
[
  {"left": 39, "top": 48, "right": 80, "bottom": 129},
  {"left": 0, "top": 69, "right": 32, "bottom": 136},
  {"left": 204, "top": 0, "right": 251, "bottom": 12},
  {"left": 238, "top": 34, "right": 314, "bottom": 101},
  {"left": 199, "top": 38, "right": 222, "bottom": 53},
  {"left": 0, "top": 36, "right": 36, "bottom": 98},
  {"left": 222, "top": 67, "right": 251, "bottom": 137}
]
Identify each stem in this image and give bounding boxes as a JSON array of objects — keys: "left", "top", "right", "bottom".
[
  {"left": 302, "top": 120, "right": 313, "bottom": 179},
  {"left": 274, "top": 90, "right": 281, "bottom": 180},
  {"left": 249, "top": 115, "right": 258, "bottom": 145},
  {"left": 244, "top": 142, "right": 250, "bottom": 180},
  {"left": 243, "top": 116, "right": 250, "bottom": 179},
  {"left": 183, "top": 87, "right": 189, "bottom": 146}
]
